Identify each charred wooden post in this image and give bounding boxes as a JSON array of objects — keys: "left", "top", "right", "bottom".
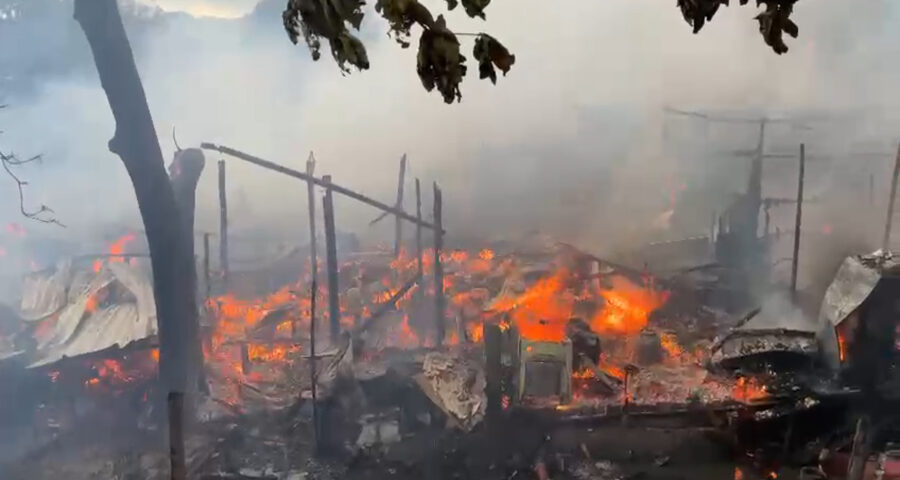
[
  {"left": 323, "top": 175, "right": 341, "bottom": 343},
  {"left": 202, "top": 233, "right": 211, "bottom": 302},
  {"left": 433, "top": 183, "right": 445, "bottom": 346},
  {"left": 240, "top": 342, "right": 250, "bottom": 376},
  {"left": 218, "top": 159, "right": 230, "bottom": 289},
  {"left": 305, "top": 154, "right": 320, "bottom": 452},
  {"left": 415, "top": 178, "right": 424, "bottom": 299},
  {"left": 882, "top": 144, "right": 900, "bottom": 252},
  {"left": 790, "top": 144, "right": 805, "bottom": 298},
  {"left": 394, "top": 154, "right": 407, "bottom": 258},
  {"left": 167, "top": 391, "right": 187, "bottom": 480},
  {"left": 484, "top": 323, "right": 502, "bottom": 432}
]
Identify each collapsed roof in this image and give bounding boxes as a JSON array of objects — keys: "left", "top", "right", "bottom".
[
  {"left": 16, "top": 260, "right": 157, "bottom": 368},
  {"left": 711, "top": 292, "right": 818, "bottom": 368},
  {"left": 816, "top": 250, "right": 899, "bottom": 370}
]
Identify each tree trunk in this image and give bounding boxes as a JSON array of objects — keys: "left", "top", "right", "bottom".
[{"left": 73, "top": 0, "right": 200, "bottom": 398}]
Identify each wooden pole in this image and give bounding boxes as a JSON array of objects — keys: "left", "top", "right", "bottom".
[
  {"left": 415, "top": 178, "right": 424, "bottom": 295},
  {"left": 167, "top": 391, "right": 186, "bottom": 480},
  {"left": 202, "top": 233, "right": 211, "bottom": 301},
  {"left": 870, "top": 173, "right": 875, "bottom": 207},
  {"left": 322, "top": 175, "right": 341, "bottom": 343},
  {"left": 881, "top": 144, "right": 900, "bottom": 252},
  {"left": 484, "top": 323, "right": 502, "bottom": 433},
  {"left": 433, "top": 183, "right": 445, "bottom": 346},
  {"left": 305, "top": 154, "right": 319, "bottom": 452},
  {"left": 790, "top": 144, "right": 805, "bottom": 298},
  {"left": 202, "top": 143, "right": 443, "bottom": 233},
  {"left": 218, "top": 159, "right": 229, "bottom": 289},
  {"left": 394, "top": 154, "right": 407, "bottom": 258}
]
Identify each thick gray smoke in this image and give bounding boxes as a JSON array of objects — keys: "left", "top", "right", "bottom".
[{"left": 0, "top": 0, "right": 899, "bottom": 294}]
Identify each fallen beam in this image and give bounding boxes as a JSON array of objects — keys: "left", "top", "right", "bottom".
[
  {"left": 352, "top": 275, "right": 419, "bottom": 335},
  {"left": 201, "top": 143, "right": 444, "bottom": 233}
]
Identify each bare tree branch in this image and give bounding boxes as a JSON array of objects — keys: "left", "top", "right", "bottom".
[{"left": 0, "top": 105, "right": 65, "bottom": 227}]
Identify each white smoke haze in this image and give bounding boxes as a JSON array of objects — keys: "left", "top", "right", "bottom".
[{"left": 0, "top": 0, "right": 898, "bottom": 292}]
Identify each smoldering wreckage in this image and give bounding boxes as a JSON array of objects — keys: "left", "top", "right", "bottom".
[{"left": 1, "top": 145, "right": 900, "bottom": 480}]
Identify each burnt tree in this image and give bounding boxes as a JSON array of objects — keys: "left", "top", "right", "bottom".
[{"left": 73, "top": 0, "right": 202, "bottom": 401}]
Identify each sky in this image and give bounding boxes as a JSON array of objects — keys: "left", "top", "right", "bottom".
[{"left": 1, "top": 0, "right": 899, "bottom": 282}]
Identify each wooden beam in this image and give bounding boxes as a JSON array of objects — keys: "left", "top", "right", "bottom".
[
  {"left": 790, "top": 143, "right": 805, "bottom": 297},
  {"left": 882, "top": 144, "right": 900, "bottom": 252},
  {"left": 352, "top": 275, "right": 419, "bottom": 336},
  {"left": 218, "top": 159, "right": 229, "bottom": 289},
  {"left": 484, "top": 323, "right": 502, "bottom": 433},
  {"left": 202, "top": 143, "right": 443, "bottom": 233},
  {"left": 394, "top": 154, "right": 407, "bottom": 258},
  {"left": 167, "top": 391, "right": 187, "bottom": 480},
  {"left": 322, "top": 175, "right": 341, "bottom": 343},
  {"left": 433, "top": 183, "right": 445, "bottom": 346}
]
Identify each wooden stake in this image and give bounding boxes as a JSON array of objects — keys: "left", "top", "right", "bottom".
[
  {"left": 790, "top": 143, "right": 805, "bottom": 298},
  {"left": 202, "top": 233, "right": 211, "bottom": 302},
  {"left": 322, "top": 175, "right": 341, "bottom": 343},
  {"left": 218, "top": 160, "right": 229, "bottom": 289},
  {"left": 167, "top": 391, "right": 186, "bottom": 480},
  {"left": 415, "top": 178, "right": 424, "bottom": 296},
  {"left": 305, "top": 154, "right": 320, "bottom": 452},
  {"left": 433, "top": 183, "right": 445, "bottom": 346},
  {"left": 484, "top": 324, "right": 502, "bottom": 433},
  {"left": 882, "top": 144, "right": 900, "bottom": 252},
  {"left": 394, "top": 154, "right": 407, "bottom": 258}
]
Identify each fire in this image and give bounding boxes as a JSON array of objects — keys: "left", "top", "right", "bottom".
[
  {"left": 467, "top": 322, "right": 484, "bottom": 342},
  {"left": 659, "top": 332, "right": 684, "bottom": 360},
  {"left": 247, "top": 343, "right": 300, "bottom": 363},
  {"left": 488, "top": 268, "right": 668, "bottom": 342},
  {"left": 734, "top": 467, "right": 744, "bottom": 480},
  {"left": 93, "top": 233, "right": 137, "bottom": 272},
  {"left": 572, "top": 366, "right": 595, "bottom": 379},
  {"left": 732, "top": 376, "right": 768, "bottom": 402},
  {"left": 479, "top": 249, "right": 495, "bottom": 261},
  {"left": 767, "top": 472, "right": 778, "bottom": 479},
  {"left": 837, "top": 330, "right": 847, "bottom": 362}
]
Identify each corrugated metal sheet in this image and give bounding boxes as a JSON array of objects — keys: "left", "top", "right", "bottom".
[
  {"left": 26, "top": 262, "right": 157, "bottom": 368},
  {"left": 818, "top": 256, "right": 881, "bottom": 328},
  {"left": 19, "top": 260, "right": 73, "bottom": 322}
]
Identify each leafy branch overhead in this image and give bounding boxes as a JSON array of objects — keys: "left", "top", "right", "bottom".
[
  {"left": 677, "top": 0, "right": 800, "bottom": 54},
  {"left": 283, "top": 0, "right": 515, "bottom": 103}
]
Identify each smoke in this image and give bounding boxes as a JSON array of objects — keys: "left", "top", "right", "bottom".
[{"left": 0, "top": 0, "right": 899, "bottom": 280}]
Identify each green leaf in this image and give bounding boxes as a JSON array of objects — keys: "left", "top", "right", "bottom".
[
  {"left": 416, "top": 15, "right": 467, "bottom": 103},
  {"left": 460, "top": 0, "right": 490, "bottom": 19},
  {"left": 375, "top": 0, "right": 435, "bottom": 47},
  {"left": 283, "top": 0, "right": 370, "bottom": 70},
  {"left": 473, "top": 33, "right": 515, "bottom": 85}
]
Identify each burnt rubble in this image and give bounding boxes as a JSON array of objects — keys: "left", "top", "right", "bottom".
[{"left": 0, "top": 239, "right": 898, "bottom": 480}]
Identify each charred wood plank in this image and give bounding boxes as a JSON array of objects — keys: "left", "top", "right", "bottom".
[
  {"left": 352, "top": 275, "right": 419, "bottom": 336},
  {"left": 484, "top": 323, "right": 502, "bottom": 431}
]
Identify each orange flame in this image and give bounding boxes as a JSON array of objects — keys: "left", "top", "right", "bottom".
[
  {"left": 94, "top": 233, "right": 137, "bottom": 272},
  {"left": 732, "top": 376, "right": 768, "bottom": 402}
]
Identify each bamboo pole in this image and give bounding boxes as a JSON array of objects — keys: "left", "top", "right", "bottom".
[
  {"left": 322, "top": 175, "right": 341, "bottom": 343},
  {"left": 790, "top": 144, "right": 805, "bottom": 298},
  {"left": 304, "top": 154, "right": 319, "bottom": 452},
  {"left": 881, "top": 144, "right": 900, "bottom": 252},
  {"left": 202, "top": 143, "right": 442, "bottom": 232},
  {"left": 394, "top": 154, "right": 407, "bottom": 258},
  {"left": 433, "top": 183, "right": 445, "bottom": 346},
  {"left": 217, "top": 160, "right": 229, "bottom": 289}
]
